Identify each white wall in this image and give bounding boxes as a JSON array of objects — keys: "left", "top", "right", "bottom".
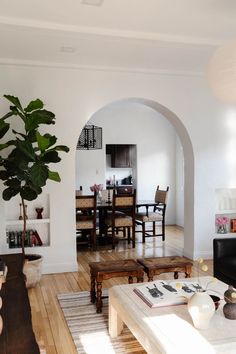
[
  {"left": 176, "top": 136, "right": 184, "bottom": 227},
  {"left": 0, "top": 62, "right": 235, "bottom": 272},
  {"left": 76, "top": 102, "right": 177, "bottom": 225}
]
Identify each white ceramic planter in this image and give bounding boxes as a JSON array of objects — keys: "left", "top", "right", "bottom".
[{"left": 23, "top": 254, "right": 43, "bottom": 288}]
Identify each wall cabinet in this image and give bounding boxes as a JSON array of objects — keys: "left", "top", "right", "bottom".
[
  {"left": 108, "top": 144, "right": 134, "bottom": 168},
  {"left": 4, "top": 193, "right": 50, "bottom": 252}
]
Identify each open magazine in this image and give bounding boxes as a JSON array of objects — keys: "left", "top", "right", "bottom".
[{"left": 134, "top": 280, "right": 202, "bottom": 308}]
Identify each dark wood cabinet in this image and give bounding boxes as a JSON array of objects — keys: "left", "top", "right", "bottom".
[{"left": 109, "top": 145, "right": 132, "bottom": 168}]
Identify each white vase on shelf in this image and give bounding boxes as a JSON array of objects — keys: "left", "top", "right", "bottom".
[{"left": 187, "top": 291, "right": 215, "bottom": 330}]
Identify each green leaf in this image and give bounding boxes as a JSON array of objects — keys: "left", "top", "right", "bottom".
[
  {"left": 36, "top": 132, "right": 51, "bottom": 152},
  {"left": 48, "top": 170, "right": 61, "bottom": 182},
  {"left": 41, "top": 151, "right": 61, "bottom": 163},
  {"left": 51, "top": 145, "right": 70, "bottom": 153},
  {"left": 16, "top": 140, "right": 36, "bottom": 161},
  {"left": 0, "top": 119, "right": 10, "bottom": 138},
  {"left": 0, "top": 143, "right": 8, "bottom": 151},
  {"left": 2, "top": 187, "right": 20, "bottom": 201},
  {"left": 1, "top": 111, "right": 15, "bottom": 120},
  {"left": 4, "top": 95, "right": 23, "bottom": 112},
  {"left": 24, "top": 99, "right": 44, "bottom": 112},
  {"left": 44, "top": 134, "right": 57, "bottom": 147},
  {"left": 12, "top": 129, "right": 26, "bottom": 139},
  {"left": 0, "top": 170, "right": 9, "bottom": 180},
  {"left": 25, "top": 109, "right": 55, "bottom": 132},
  {"left": 4, "top": 178, "right": 21, "bottom": 188},
  {"left": 29, "top": 184, "right": 42, "bottom": 195},
  {"left": 29, "top": 163, "right": 48, "bottom": 187},
  {"left": 20, "top": 187, "right": 38, "bottom": 201}
]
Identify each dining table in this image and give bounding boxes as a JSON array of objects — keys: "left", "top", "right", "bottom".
[{"left": 96, "top": 199, "right": 157, "bottom": 244}]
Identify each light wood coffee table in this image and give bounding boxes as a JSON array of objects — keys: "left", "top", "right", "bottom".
[{"left": 109, "top": 276, "right": 236, "bottom": 354}]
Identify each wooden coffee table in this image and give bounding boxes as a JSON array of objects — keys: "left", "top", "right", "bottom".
[{"left": 109, "top": 276, "right": 236, "bottom": 353}]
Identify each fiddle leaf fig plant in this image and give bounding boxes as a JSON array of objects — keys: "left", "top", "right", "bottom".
[{"left": 0, "top": 95, "right": 69, "bottom": 256}]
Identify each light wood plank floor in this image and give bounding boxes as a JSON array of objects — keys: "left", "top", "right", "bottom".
[{"left": 28, "top": 226, "right": 213, "bottom": 354}]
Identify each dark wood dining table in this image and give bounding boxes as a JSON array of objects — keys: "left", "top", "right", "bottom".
[{"left": 96, "top": 199, "right": 157, "bottom": 243}]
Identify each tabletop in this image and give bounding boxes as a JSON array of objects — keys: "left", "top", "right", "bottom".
[{"left": 109, "top": 276, "right": 236, "bottom": 354}]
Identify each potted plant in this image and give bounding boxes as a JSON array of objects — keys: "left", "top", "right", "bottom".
[{"left": 0, "top": 95, "right": 69, "bottom": 287}]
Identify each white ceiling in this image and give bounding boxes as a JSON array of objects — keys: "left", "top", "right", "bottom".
[{"left": 0, "top": 0, "right": 236, "bottom": 74}]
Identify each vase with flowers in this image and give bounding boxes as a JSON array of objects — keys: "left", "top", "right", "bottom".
[
  {"left": 215, "top": 216, "right": 228, "bottom": 234},
  {"left": 90, "top": 184, "right": 103, "bottom": 202}
]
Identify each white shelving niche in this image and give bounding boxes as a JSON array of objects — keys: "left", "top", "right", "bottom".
[
  {"left": 215, "top": 188, "right": 236, "bottom": 238},
  {"left": 4, "top": 193, "right": 50, "bottom": 252}
]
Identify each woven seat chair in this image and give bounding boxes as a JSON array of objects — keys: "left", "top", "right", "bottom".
[
  {"left": 136, "top": 185, "right": 169, "bottom": 243},
  {"left": 105, "top": 189, "right": 136, "bottom": 249},
  {"left": 76, "top": 193, "right": 97, "bottom": 250}
]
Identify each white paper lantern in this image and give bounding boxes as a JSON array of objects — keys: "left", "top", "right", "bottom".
[{"left": 208, "top": 40, "right": 236, "bottom": 104}]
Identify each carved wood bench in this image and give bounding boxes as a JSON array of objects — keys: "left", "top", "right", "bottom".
[
  {"left": 137, "top": 256, "right": 193, "bottom": 281},
  {"left": 89, "top": 259, "right": 144, "bottom": 313}
]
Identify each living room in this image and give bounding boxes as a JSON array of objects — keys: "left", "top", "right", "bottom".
[{"left": 0, "top": 1, "right": 236, "bottom": 353}]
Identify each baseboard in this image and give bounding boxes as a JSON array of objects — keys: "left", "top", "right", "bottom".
[{"left": 42, "top": 261, "right": 78, "bottom": 274}]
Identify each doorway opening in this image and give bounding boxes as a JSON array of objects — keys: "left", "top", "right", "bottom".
[{"left": 75, "top": 98, "right": 194, "bottom": 259}]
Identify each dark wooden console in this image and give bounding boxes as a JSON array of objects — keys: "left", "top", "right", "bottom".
[{"left": 0, "top": 253, "right": 40, "bottom": 354}]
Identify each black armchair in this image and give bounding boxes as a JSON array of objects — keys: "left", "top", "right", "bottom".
[{"left": 213, "top": 238, "right": 236, "bottom": 288}]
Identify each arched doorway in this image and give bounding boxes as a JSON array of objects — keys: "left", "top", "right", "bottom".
[{"left": 76, "top": 97, "right": 194, "bottom": 258}]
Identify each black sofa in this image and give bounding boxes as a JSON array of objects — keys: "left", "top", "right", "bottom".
[
  {"left": 213, "top": 238, "right": 236, "bottom": 288},
  {"left": 0, "top": 253, "right": 40, "bottom": 354}
]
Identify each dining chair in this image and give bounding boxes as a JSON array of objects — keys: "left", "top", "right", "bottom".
[
  {"left": 75, "top": 193, "right": 97, "bottom": 250},
  {"left": 105, "top": 189, "right": 136, "bottom": 249},
  {"left": 135, "top": 185, "right": 169, "bottom": 243}
]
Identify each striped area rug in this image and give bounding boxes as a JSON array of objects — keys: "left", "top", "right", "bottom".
[{"left": 57, "top": 290, "right": 146, "bottom": 354}]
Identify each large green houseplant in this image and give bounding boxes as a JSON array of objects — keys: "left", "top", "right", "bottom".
[{"left": 0, "top": 95, "right": 69, "bottom": 285}]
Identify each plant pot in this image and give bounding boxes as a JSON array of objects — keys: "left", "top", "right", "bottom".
[{"left": 23, "top": 254, "right": 43, "bottom": 288}]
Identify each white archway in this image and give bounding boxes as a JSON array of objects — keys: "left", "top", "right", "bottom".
[{"left": 76, "top": 97, "right": 194, "bottom": 258}]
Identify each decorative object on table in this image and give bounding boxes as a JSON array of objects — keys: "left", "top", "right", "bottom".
[
  {"left": 0, "top": 95, "right": 69, "bottom": 287},
  {"left": 35, "top": 207, "right": 44, "bottom": 219},
  {"left": 90, "top": 184, "right": 103, "bottom": 202},
  {"left": 215, "top": 216, "right": 228, "bottom": 234},
  {"left": 186, "top": 258, "right": 216, "bottom": 329},
  {"left": 187, "top": 290, "right": 215, "bottom": 329},
  {"left": 77, "top": 124, "right": 102, "bottom": 150},
  {"left": 223, "top": 285, "right": 236, "bottom": 320},
  {"left": 209, "top": 295, "right": 221, "bottom": 311},
  {"left": 231, "top": 219, "right": 236, "bottom": 233}
]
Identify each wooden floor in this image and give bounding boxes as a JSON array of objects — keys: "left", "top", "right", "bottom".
[{"left": 28, "top": 226, "right": 213, "bottom": 354}]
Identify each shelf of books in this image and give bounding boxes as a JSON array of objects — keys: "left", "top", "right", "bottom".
[{"left": 4, "top": 193, "right": 50, "bottom": 250}]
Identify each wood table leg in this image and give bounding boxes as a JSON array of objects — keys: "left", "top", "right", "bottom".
[
  {"left": 137, "top": 276, "right": 144, "bottom": 283},
  {"left": 128, "top": 276, "right": 133, "bottom": 284},
  {"left": 185, "top": 265, "right": 192, "bottom": 278},
  {"left": 96, "top": 281, "right": 103, "bottom": 313},
  {"left": 90, "top": 274, "right": 96, "bottom": 303},
  {"left": 109, "top": 296, "right": 124, "bottom": 338},
  {"left": 174, "top": 271, "right": 179, "bottom": 279}
]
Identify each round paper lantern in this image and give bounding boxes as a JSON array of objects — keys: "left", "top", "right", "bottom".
[{"left": 208, "top": 40, "right": 236, "bottom": 104}]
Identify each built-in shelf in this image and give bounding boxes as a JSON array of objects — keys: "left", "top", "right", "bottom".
[
  {"left": 4, "top": 194, "right": 50, "bottom": 250},
  {"left": 215, "top": 188, "right": 236, "bottom": 236},
  {"left": 6, "top": 218, "right": 50, "bottom": 226}
]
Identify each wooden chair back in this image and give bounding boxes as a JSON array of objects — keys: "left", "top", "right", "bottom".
[
  {"left": 76, "top": 194, "right": 97, "bottom": 226},
  {"left": 154, "top": 185, "right": 169, "bottom": 205},
  {"left": 112, "top": 189, "right": 136, "bottom": 217}
]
